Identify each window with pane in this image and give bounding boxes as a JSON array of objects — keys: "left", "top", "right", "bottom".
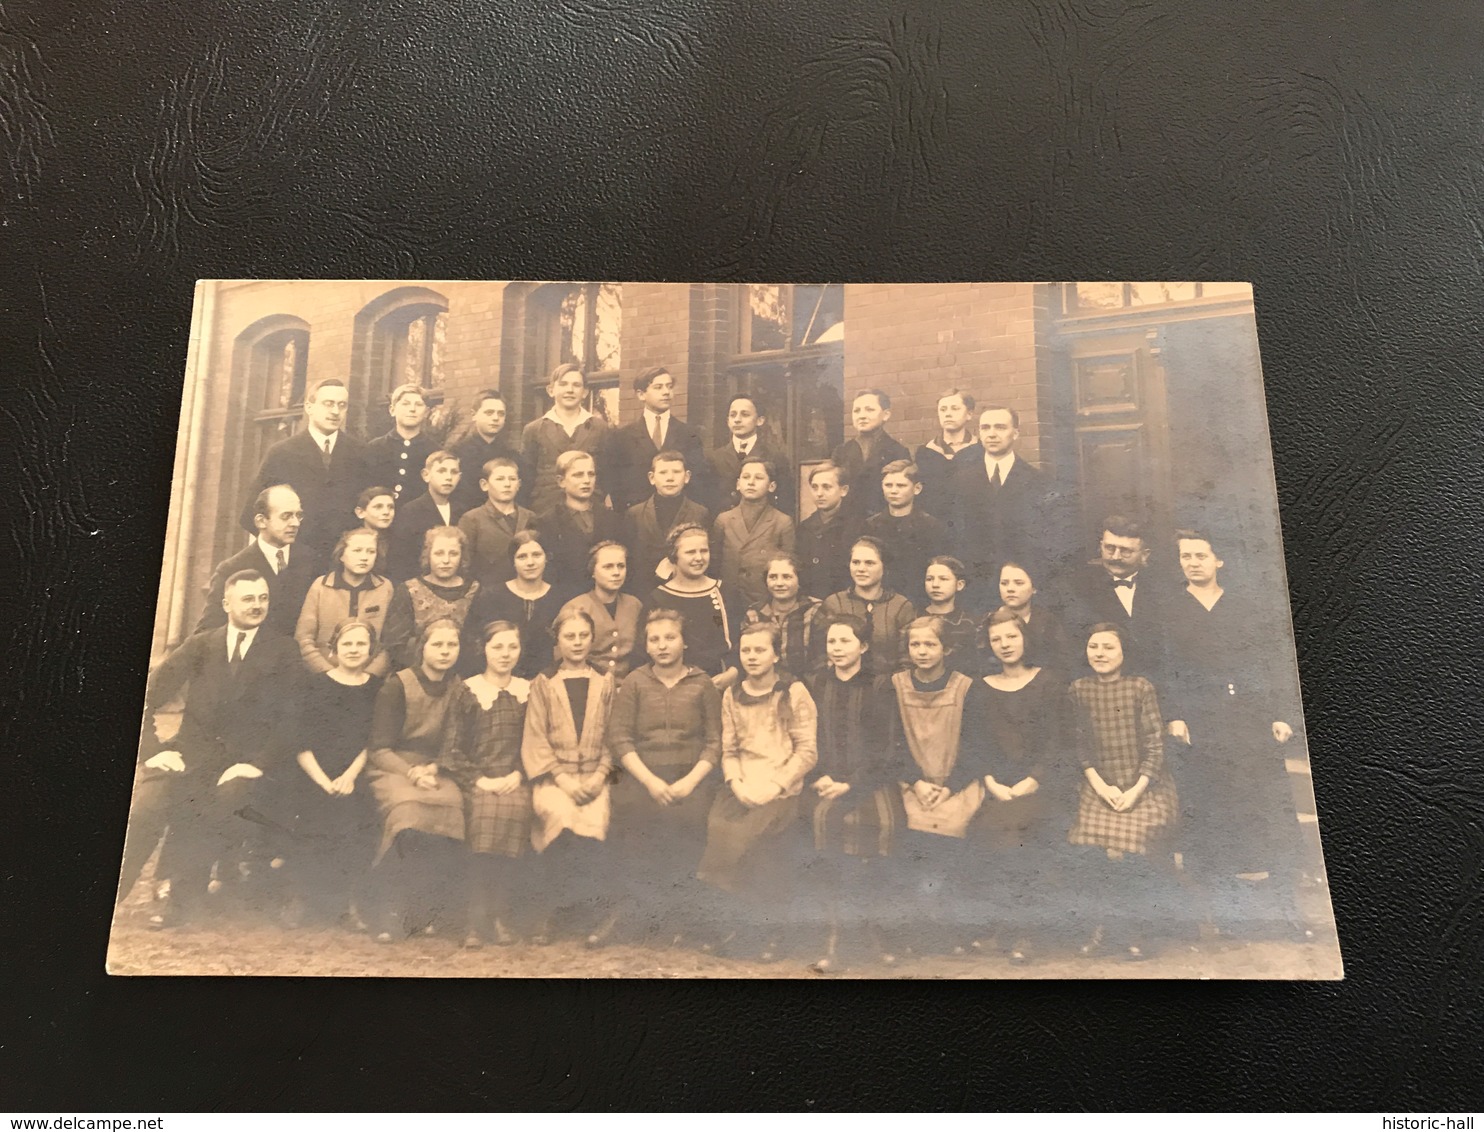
[
  {"left": 530, "top": 282, "right": 623, "bottom": 425},
  {"left": 372, "top": 304, "right": 447, "bottom": 400},
  {"left": 244, "top": 323, "right": 310, "bottom": 476},
  {"left": 1065, "top": 281, "right": 1252, "bottom": 313},
  {"left": 727, "top": 284, "right": 846, "bottom": 511}
]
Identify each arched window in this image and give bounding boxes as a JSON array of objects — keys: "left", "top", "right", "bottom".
[
  {"left": 237, "top": 315, "right": 311, "bottom": 476},
  {"left": 528, "top": 282, "right": 623, "bottom": 424},
  {"left": 351, "top": 286, "right": 450, "bottom": 434},
  {"left": 219, "top": 314, "right": 311, "bottom": 558}
]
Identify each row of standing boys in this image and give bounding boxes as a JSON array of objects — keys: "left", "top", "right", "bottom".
[{"left": 122, "top": 365, "right": 1312, "bottom": 967}]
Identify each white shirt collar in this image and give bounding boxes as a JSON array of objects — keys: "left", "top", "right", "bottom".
[
  {"left": 543, "top": 406, "right": 594, "bottom": 433},
  {"left": 257, "top": 537, "right": 289, "bottom": 571},
  {"left": 984, "top": 450, "right": 1017, "bottom": 478},
  {"left": 306, "top": 423, "right": 338, "bottom": 452},
  {"left": 433, "top": 499, "right": 452, "bottom": 522},
  {"left": 227, "top": 625, "right": 260, "bottom": 660},
  {"left": 643, "top": 408, "right": 670, "bottom": 426},
  {"left": 734, "top": 435, "right": 755, "bottom": 455}
]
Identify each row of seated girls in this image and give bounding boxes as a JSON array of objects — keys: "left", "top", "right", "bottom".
[{"left": 255, "top": 514, "right": 1294, "bottom": 970}]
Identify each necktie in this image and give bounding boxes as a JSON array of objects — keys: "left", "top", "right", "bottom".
[
  {"left": 1113, "top": 578, "right": 1135, "bottom": 589},
  {"left": 230, "top": 631, "right": 245, "bottom": 671},
  {"left": 988, "top": 463, "right": 1002, "bottom": 489},
  {"left": 275, "top": 548, "right": 286, "bottom": 574},
  {"left": 321, "top": 437, "right": 333, "bottom": 469},
  {"left": 649, "top": 415, "right": 664, "bottom": 450}
]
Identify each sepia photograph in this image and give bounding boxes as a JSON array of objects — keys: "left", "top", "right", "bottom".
[{"left": 107, "top": 279, "right": 1341, "bottom": 979}]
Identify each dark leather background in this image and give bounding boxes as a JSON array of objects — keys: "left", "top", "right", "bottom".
[{"left": 4, "top": 0, "right": 1482, "bottom": 1111}]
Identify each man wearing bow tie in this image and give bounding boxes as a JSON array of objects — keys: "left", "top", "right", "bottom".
[{"left": 1067, "top": 515, "right": 1169, "bottom": 678}]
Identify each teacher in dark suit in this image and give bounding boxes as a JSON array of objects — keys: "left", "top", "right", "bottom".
[
  {"left": 952, "top": 405, "right": 1062, "bottom": 603},
  {"left": 240, "top": 376, "right": 370, "bottom": 567},
  {"left": 1065, "top": 515, "right": 1170, "bottom": 679},
  {"left": 122, "top": 570, "right": 301, "bottom": 926},
  {"left": 196, "top": 484, "right": 316, "bottom": 638},
  {"left": 602, "top": 366, "right": 709, "bottom": 515}
]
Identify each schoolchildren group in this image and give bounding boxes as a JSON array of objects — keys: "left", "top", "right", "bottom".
[{"left": 119, "top": 363, "right": 1314, "bottom": 970}]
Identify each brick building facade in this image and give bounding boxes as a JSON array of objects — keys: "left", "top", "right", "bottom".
[{"left": 154, "top": 280, "right": 1263, "bottom": 659}]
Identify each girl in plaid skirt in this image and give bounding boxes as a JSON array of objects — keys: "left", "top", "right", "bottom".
[
  {"left": 1067, "top": 622, "right": 1180, "bottom": 961},
  {"left": 448, "top": 620, "right": 531, "bottom": 948}
]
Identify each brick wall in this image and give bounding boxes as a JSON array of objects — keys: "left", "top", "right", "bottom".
[{"left": 843, "top": 283, "right": 1049, "bottom": 466}]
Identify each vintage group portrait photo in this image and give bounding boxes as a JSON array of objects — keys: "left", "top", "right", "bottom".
[{"left": 107, "top": 279, "right": 1342, "bottom": 979}]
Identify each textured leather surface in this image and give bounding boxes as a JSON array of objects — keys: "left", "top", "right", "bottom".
[{"left": 4, "top": 0, "right": 1482, "bottom": 1110}]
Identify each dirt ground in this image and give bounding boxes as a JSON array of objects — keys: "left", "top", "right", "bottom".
[{"left": 107, "top": 892, "right": 1342, "bottom": 980}]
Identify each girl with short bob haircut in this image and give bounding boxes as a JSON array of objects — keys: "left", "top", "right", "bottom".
[
  {"left": 818, "top": 536, "right": 916, "bottom": 677},
  {"left": 1066, "top": 621, "right": 1180, "bottom": 962}
]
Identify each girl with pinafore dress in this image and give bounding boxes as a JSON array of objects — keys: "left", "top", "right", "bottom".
[
  {"left": 698, "top": 621, "right": 817, "bottom": 961},
  {"left": 521, "top": 608, "right": 619, "bottom": 945},
  {"left": 805, "top": 611, "right": 907, "bottom": 972},
  {"left": 446, "top": 619, "right": 532, "bottom": 949},
  {"left": 1067, "top": 621, "right": 1180, "bottom": 962},
  {"left": 606, "top": 607, "right": 723, "bottom": 945},
  {"left": 365, "top": 617, "right": 468, "bottom": 941},
  {"left": 891, "top": 615, "right": 998, "bottom": 954},
  {"left": 382, "top": 526, "right": 481, "bottom": 671}
]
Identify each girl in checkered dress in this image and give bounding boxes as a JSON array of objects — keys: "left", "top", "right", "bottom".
[
  {"left": 447, "top": 620, "right": 531, "bottom": 948},
  {"left": 1067, "top": 621, "right": 1180, "bottom": 961}
]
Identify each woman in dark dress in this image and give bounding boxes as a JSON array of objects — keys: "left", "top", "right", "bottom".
[
  {"left": 447, "top": 620, "right": 532, "bottom": 948},
  {"left": 473, "top": 529, "right": 565, "bottom": 679},
  {"left": 366, "top": 617, "right": 467, "bottom": 941},
  {"left": 973, "top": 607, "right": 1071, "bottom": 963},
  {"left": 382, "top": 526, "right": 481, "bottom": 671},
  {"left": 285, "top": 617, "right": 382, "bottom": 926},
  {"left": 1162, "top": 529, "right": 1308, "bottom": 941}
]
